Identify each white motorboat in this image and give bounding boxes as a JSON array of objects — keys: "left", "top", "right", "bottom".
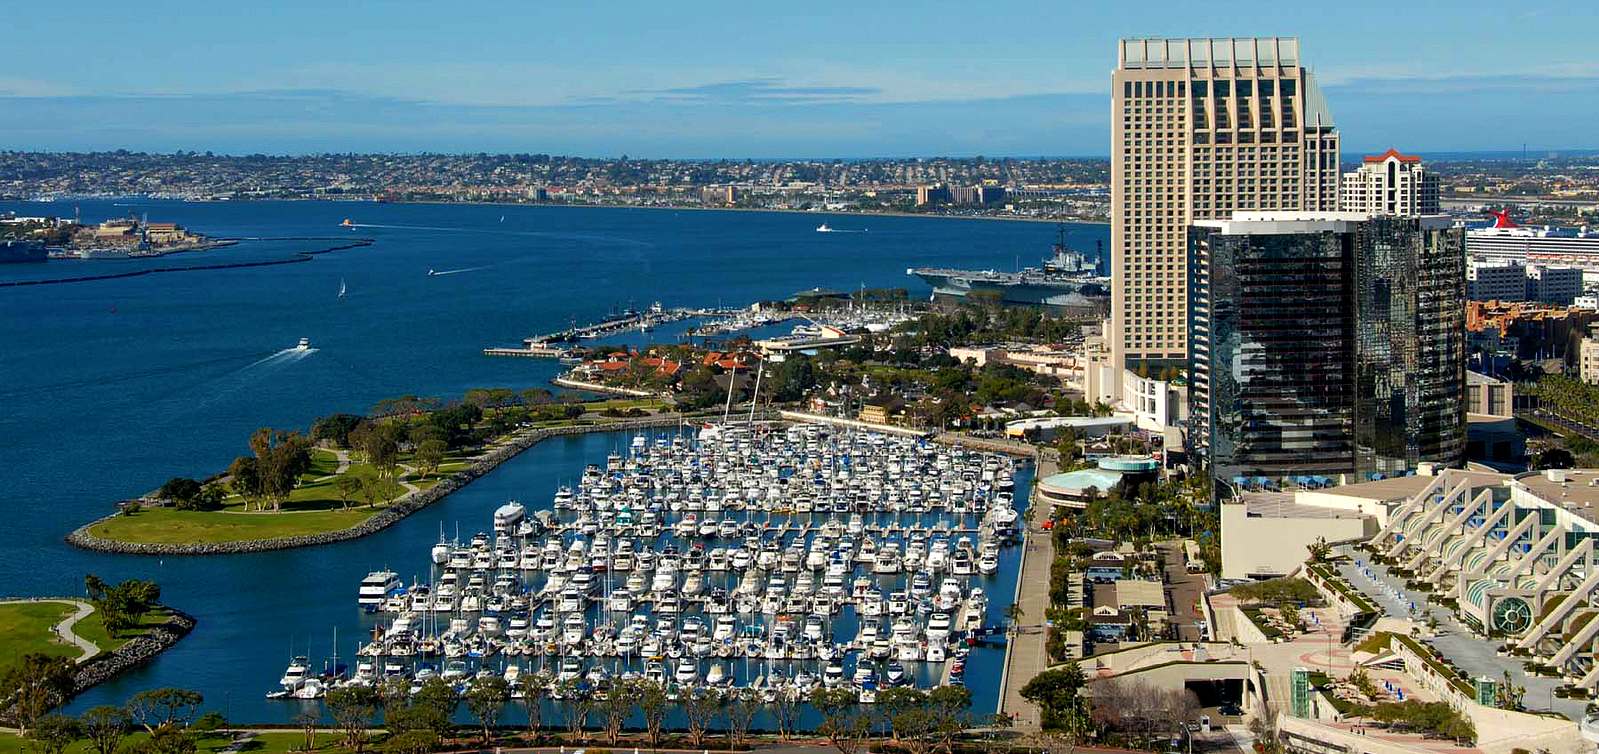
[
  {"left": 357, "top": 570, "right": 402, "bottom": 607},
  {"left": 279, "top": 656, "right": 310, "bottom": 691}
]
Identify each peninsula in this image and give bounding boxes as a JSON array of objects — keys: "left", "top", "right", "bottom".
[{"left": 67, "top": 393, "right": 681, "bottom": 554}]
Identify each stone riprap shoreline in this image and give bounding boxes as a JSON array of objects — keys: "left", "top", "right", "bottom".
[
  {"left": 0, "top": 600, "right": 195, "bottom": 725},
  {"left": 65, "top": 415, "right": 697, "bottom": 556},
  {"left": 69, "top": 609, "right": 197, "bottom": 694}
]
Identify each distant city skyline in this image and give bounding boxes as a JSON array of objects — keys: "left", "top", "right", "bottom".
[{"left": 2, "top": 0, "right": 1597, "bottom": 156}]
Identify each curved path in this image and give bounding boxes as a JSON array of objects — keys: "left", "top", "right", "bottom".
[{"left": 0, "top": 598, "right": 100, "bottom": 662}]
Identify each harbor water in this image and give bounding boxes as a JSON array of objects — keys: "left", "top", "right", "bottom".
[{"left": 0, "top": 199, "right": 1090, "bottom": 723}]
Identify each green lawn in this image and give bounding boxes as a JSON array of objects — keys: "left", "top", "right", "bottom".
[
  {"left": 585, "top": 397, "right": 667, "bottom": 412},
  {"left": 0, "top": 602, "right": 80, "bottom": 667},
  {"left": 88, "top": 506, "right": 383, "bottom": 545},
  {"left": 74, "top": 607, "right": 174, "bottom": 653},
  {"left": 221, "top": 459, "right": 408, "bottom": 513},
  {"left": 226, "top": 732, "right": 345, "bottom": 754}
]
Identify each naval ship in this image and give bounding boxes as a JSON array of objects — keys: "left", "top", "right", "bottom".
[{"left": 908, "top": 226, "right": 1110, "bottom": 310}]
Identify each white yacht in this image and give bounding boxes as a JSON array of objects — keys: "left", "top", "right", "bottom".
[
  {"left": 279, "top": 656, "right": 310, "bottom": 691},
  {"left": 357, "top": 571, "right": 402, "bottom": 607}
]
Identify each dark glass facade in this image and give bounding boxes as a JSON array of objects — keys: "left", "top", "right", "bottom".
[
  {"left": 1352, "top": 217, "right": 1467, "bottom": 474},
  {"left": 1187, "top": 216, "right": 1466, "bottom": 483},
  {"left": 1187, "top": 222, "right": 1357, "bottom": 480}
]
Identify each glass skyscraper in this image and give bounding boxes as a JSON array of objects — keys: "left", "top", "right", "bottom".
[
  {"left": 1352, "top": 215, "right": 1467, "bottom": 474},
  {"left": 1188, "top": 213, "right": 1465, "bottom": 483}
]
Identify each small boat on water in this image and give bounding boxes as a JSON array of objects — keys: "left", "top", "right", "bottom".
[
  {"left": 279, "top": 656, "right": 310, "bottom": 691},
  {"left": 294, "top": 337, "right": 311, "bottom": 351},
  {"left": 816, "top": 224, "right": 832, "bottom": 233},
  {"left": 357, "top": 571, "right": 402, "bottom": 607}
]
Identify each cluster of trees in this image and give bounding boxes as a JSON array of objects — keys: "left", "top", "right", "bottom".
[
  {"left": 154, "top": 478, "right": 224, "bottom": 511},
  {"left": 226, "top": 428, "right": 313, "bottom": 511},
  {"left": 1022, "top": 668, "right": 1210, "bottom": 749},
  {"left": 1228, "top": 577, "right": 1321, "bottom": 609},
  {"left": 353, "top": 675, "right": 973, "bottom": 754},
  {"left": 1051, "top": 478, "right": 1212, "bottom": 545},
  {"left": 1359, "top": 700, "right": 1476, "bottom": 743},
  {"left": 895, "top": 307, "right": 1093, "bottom": 348},
  {"left": 84, "top": 575, "right": 162, "bottom": 637},
  {"left": 1087, "top": 678, "right": 1202, "bottom": 748},
  {"left": 2, "top": 654, "right": 76, "bottom": 735},
  {"left": 1525, "top": 374, "right": 1599, "bottom": 428},
  {"left": 1019, "top": 665, "right": 1092, "bottom": 737},
  {"left": 14, "top": 687, "right": 213, "bottom": 754},
  {"left": 0, "top": 667, "right": 210, "bottom": 752},
  {"left": 7, "top": 670, "right": 989, "bottom": 754}
]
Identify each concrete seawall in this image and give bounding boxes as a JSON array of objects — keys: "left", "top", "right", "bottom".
[{"left": 65, "top": 415, "right": 694, "bottom": 556}]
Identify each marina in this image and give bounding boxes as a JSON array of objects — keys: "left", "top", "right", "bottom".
[
  {"left": 2, "top": 198, "right": 1065, "bottom": 723},
  {"left": 271, "top": 421, "right": 1027, "bottom": 705}
]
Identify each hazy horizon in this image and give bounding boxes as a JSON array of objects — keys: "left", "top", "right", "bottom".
[{"left": 4, "top": 1, "right": 1598, "bottom": 156}]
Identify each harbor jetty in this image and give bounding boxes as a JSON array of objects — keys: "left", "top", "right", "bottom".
[
  {"left": 483, "top": 303, "right": 730, "bottom": 359},
  {"left": 266, "top": 421, "right": 1027, "bottom": 703}
]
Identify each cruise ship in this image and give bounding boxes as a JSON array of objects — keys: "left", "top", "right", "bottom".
[
  {"left": 1468, "top": 210, "right": 1599, "bottom": 280},
  {"left": 907, "top": 226, "right": 1109, "bottom": 311}
]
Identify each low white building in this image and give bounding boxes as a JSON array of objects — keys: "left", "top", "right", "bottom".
[
  {"left": 1004, "top": 414, "right": 1135, "bottom": 442},
  {"left": 1120, "top": 369, "right": 1186, "bottom": 433}
]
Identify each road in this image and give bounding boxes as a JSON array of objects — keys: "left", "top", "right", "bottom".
[{"left": 1159, "top": 542, "right": 1208, "bottom": 642}]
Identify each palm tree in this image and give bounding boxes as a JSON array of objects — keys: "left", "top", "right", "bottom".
[{"left": 1005, "top": 602, "right": 1025, "bottom": 635}]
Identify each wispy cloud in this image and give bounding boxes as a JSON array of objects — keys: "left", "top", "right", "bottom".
[
  {"left": 628, "top": 78, "right": 882, "bottom": 104},
  {"left": 1324, "top": 71, "right": 1599, "bottom": 96}
]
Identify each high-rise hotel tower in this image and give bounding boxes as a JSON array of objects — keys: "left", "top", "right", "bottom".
[{"left": 1111, "top": 37, "right": 1341, "bottom": 373}]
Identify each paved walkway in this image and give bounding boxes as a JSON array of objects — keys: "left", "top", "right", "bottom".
[
  {"left": 0, "top": 598, "right": 99, "bottom": 661},
  {"left": 1333, "top": 545, "right": 1587, "bottom": 721},
  {"left": 998, "top": 455, "right": 1058, "bottom": 730}
]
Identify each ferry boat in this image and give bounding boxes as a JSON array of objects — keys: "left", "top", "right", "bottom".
[
  {"left": 357, "top": 571, "right": 402, "bottom": 607},
  {"left": 908, "top": 224, "right": 1109, "bottom": 310},
  {"left": 493, "top": 501, "right": 526, "bottom": 532}
]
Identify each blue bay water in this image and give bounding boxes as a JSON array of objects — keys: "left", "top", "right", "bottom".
[{"left": 0, "top": 199, "right": 1104, "bottom": 723}]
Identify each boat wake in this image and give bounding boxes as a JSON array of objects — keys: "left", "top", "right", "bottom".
[
  {"left": 426, "top": 266, "right": 488, "bottom": 277},
  {"left": 239, "top": 346, "right": 319, "bottom": 371},
  {"left": 243, "top": 347, "right": 301, "bottom": 368}
]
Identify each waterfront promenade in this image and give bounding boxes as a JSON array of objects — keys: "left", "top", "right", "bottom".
[{"left": 998, "top": 452, "right": 1058, "bottom": 730}]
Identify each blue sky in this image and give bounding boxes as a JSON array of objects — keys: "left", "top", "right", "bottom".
[{"left": 1, "top": 0, "right": 1596, "bottom": 157}]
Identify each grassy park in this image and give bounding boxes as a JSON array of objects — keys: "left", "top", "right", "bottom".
[
  {"left": 0, "top": 602, "right": 82, "bottom": 664},
  {"left": 81, "top": 391, "right": 672, "bottom": 547},
  {"left": 0, "top": 597, "right": 169, "bottom": 677}
]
